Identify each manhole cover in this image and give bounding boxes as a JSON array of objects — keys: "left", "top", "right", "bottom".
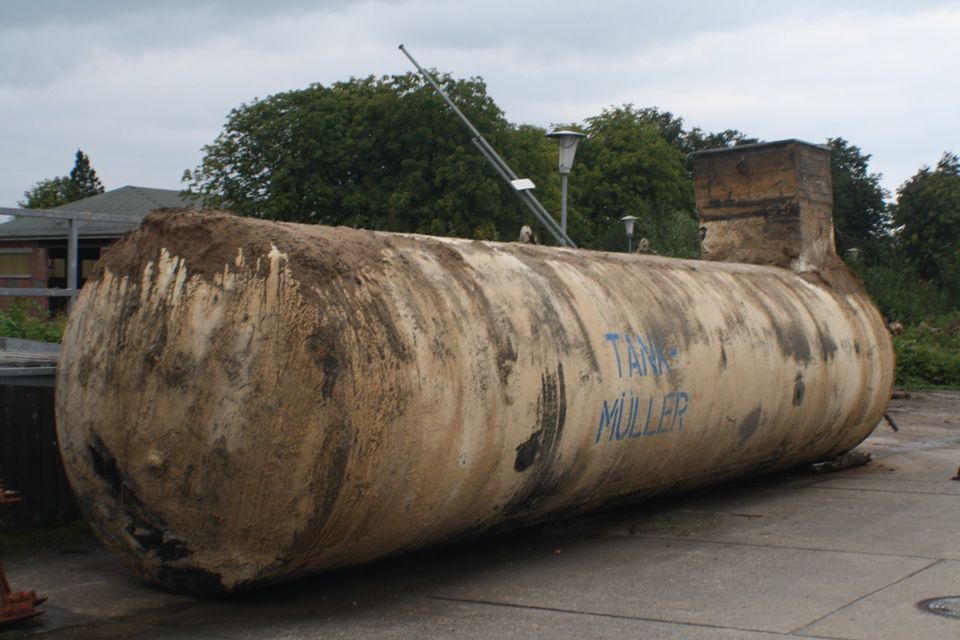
[{"left": 918, "top": 596, "right": 960, "bottom": 619}]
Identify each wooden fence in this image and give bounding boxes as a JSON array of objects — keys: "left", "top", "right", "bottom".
[{"left": 0, "top": 385, "right": 79, "bottom": 529}]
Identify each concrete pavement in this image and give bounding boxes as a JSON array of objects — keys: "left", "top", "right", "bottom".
[{"left": 3, "top": 390, "right": 959, "bottom": 639}]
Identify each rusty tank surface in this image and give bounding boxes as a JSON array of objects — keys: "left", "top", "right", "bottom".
[{"left": 55, "top": 140, "right": 894, "bottom": 595}]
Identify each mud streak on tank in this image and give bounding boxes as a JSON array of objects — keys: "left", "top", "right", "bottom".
[
  {"left": 496, "top": 337, "right": 518, "bottom": 385},
  {"left": 516, "top": 255, "right": 600, "bottom": 375},
  {"left": 793, "top": 371, "right": 806, "bottom": 406},
  {"left": 818, "top": 325, "right": 838, "bottom": 361},
  {"left": 305, "top": 323, "right": 346, "bottom": 400},
  {"left": 739, "top": 406, "right": 763, "bottom": 443},
  {"left": 428, "top": 242, "right": 518, "bottom": 386},
  {"left": 504, "top": 363, "right": 567, "bottom": 515},
  {"left": 290, "top": 422, "right": 354, "bottom": 549},
  {"left": 164, "top": 351, "right": 195, "bottom": 391},
  {"left": 142, "top": 322, "right": 167, "bottom": 370}
]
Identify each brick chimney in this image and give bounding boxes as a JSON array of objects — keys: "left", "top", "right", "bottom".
[{"left": 691, "top": 140, "right": 836, "bottom": 272}]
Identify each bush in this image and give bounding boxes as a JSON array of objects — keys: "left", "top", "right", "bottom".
[
  {"left": 846, "top": 249, "right": 953, "bottom": 324},
  {"left": 0, "top": 300, "right": 66, "bottom": 343},
  {"left": 859, "top": 264, "right": 952, "bottom": 324}
]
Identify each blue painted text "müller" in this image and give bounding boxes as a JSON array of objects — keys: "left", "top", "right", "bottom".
[{"left": 595, "top": 391, "right": 690, "bottom": 443}]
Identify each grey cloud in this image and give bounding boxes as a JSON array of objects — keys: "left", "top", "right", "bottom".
[{"left": 1, "top": 0, "right": 957, "bottom": 205}]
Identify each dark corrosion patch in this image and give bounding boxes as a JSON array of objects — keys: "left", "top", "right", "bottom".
[
  {"left": 514, "top": 431, "right": 540, "bottom": 472},
  {"left": 126, "top": 519, "right": 191, "bottom": 562},
  {"left": 119, "top": 482, "right": 195, "bottom": 566},
  {"left": 88, "top": 435, "right": 121, "bottom": 498}
]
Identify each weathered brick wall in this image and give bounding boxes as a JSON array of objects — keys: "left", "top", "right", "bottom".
[
  {"left": 0, "top": 242, "right": 48, "bottom": 311},
  {"left": 692, "top": 140, "right": 836, "bottom": 271}
]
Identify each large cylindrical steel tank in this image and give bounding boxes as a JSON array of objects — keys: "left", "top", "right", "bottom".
[{"left": 56, "top": 210, "right": 893, "bottom": 595}]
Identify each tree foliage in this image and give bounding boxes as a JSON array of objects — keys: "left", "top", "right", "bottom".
[
  {"left": 184, "top": 73, "right": 554, "bottom": 241},
  {"left": 68, "top": 149, "right": 105, "bottom": 199},
  {"left": 185, "top": 81, "right": 744, "bottom": 253},
  {"left": 570, "top": 105, "right": 697, "bottom": 255},
  {"left": 151, "top": 70, "right": 960, "bottom": 383},
  {"left": 18, "top": 176, "right": 75, "bottom": 210},
  {"left": 19, "top": 149, "right": 105, "bottom": 209},
  {"left": 894, "top": 152, "right": 960, "bottom": 285},
  {"left": 603, "top": 106, "right": 757, "bottom": 161},
  {"left": 193, "top": 73, "right": 954, "bottom": 271},
  {"left": 828, "top": 138, "right": 889, "bottom": 257}
]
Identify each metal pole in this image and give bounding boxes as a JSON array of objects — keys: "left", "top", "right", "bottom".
[
  {"left": 883, "top": 412, "right": 900, "bottom": 432},
  {"left": 399, "top": 45, "right": 484, "bottom": 140},
  {"left": 560, "top": 174, "right": 568, "bottom": 236},
  {"left": 67, "top": 218, "right": 78, "bottom": 312},
  {"left": 469, "top": 138, "right": 572, "bottom": 245},
  {"left": 399, "top": 44, "right": 576, "bottom": 248}
]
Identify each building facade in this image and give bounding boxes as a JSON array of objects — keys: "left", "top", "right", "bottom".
[{"left": 0, "top": 186, "right": 196, "bottom": 314}]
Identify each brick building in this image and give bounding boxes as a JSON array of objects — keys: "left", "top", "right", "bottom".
[{"left": 0, "top": 186, "right": 195, "bottom": 314}]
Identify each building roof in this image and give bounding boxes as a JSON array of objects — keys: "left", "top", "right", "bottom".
[
  {"left": 0, "top": 186, "right": 197, "bottom": 240},
  {"left": 0, "top": 337, "right": 59, "bottom": 387},
  {"left": 688, "top": 138, "right": 830, "bottom": 158}
]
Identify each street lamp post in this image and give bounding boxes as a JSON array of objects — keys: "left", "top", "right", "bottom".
[
  {"left": 545, "top": 130, "right": 587, "bottom": 237},
  {"left": 620, "top": 215, "right": 638, "bottom": 253}
]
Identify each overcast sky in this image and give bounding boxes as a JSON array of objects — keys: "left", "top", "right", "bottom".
[{"left": 2, "top": 0, "right": 957, "bottom": 207}]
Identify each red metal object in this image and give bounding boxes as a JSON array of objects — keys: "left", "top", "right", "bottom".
[{"left": 0, "top": 483, "right": 46, "bottom": 627}]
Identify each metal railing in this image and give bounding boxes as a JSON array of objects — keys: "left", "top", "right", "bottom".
[{"left": 0, "top": 207, "right": 141, "bottom": 311}]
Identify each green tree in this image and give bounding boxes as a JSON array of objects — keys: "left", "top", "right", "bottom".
[
  {"left": 68, "top": 149, "right": 105, "bottom": 200},
  {"left": 18, "top": 176, "right": 74, "bottom": 209},
  {"left": 894, "top": 152, "right": 960, "bottom": 285},
  {"left": 681, "top": 127, "right": 757, "bottom": 155},
  {"left": 828, "top": 138, "right": 889, "bottom": 257},
  {"left": 19, "top": 149, "right": 105, "bottom": 209},
  {"left": 184, "top": 73, "right": 552, "bottom": 242},
  {"left": 571, "top": 105, "right": 698, "bottom": 256},
  {"left": 617, "top": 107, "right": 757, "bottom": 158}
]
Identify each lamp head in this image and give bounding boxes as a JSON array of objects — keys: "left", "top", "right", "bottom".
[{"left": 546, "top": 130, "right": 587, "bottom": 174}]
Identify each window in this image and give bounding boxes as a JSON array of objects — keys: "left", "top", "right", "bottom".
[
  {"left": 0, "top": 249, "right": 31, "bottom": 277},
  {"left": 49, "top": 258, "right": 66, "bottom": 278},
  {"left": 46, "top": 258, "right": 99, "bottom": 279},
  {"left": 81, "top": 259, "right": 98, "bottom": 279}
]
